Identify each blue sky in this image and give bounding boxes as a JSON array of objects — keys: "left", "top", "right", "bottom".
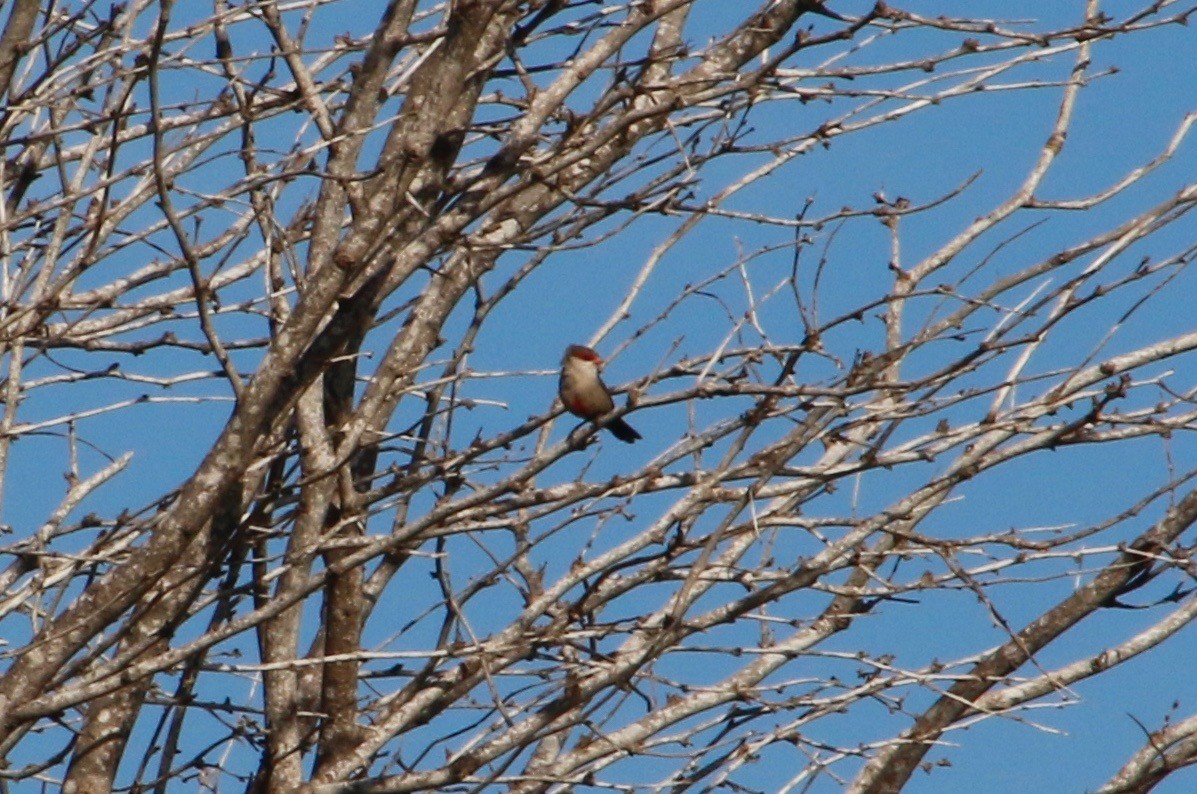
[{"left": 474, "top": 5, "right": 1197, "bottom": 790}]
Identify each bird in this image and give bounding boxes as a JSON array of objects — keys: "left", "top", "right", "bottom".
[{"left": 558, "top": 344, "right": 641, "bottom": 443}]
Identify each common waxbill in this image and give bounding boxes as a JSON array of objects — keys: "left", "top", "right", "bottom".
[{"left": 558, "top": 344, "right": 641, "bottom": 443}]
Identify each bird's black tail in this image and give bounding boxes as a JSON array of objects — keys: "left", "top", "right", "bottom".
[{"left": 606, "top": 417, "right": 641, "bottom": 444}]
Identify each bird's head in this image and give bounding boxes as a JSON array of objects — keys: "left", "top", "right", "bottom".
[{"left": 564, "top": 344, "right": 603, "bottom": 367}]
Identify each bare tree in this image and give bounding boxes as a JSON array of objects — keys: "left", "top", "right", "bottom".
[{"left": 0, "top": 1, "right": 1195, "bottom": 791}]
